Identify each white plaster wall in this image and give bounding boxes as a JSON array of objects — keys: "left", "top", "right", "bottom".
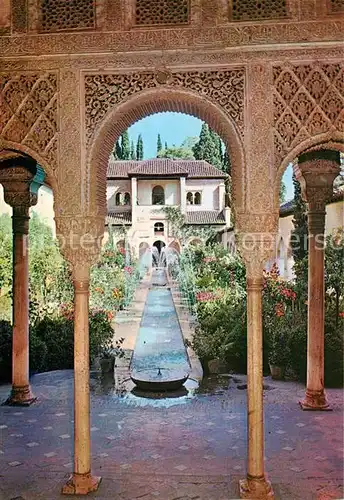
[
  {"left": 223, "top": 199, "right": 344, "bottom": 280},
  {"left": 0, "top": 184, "right": 55, "bottom": 234},
  {"left": 325, "top": 201, "right": 344, "bottom": 234},
  {"left": 185, "top": 179, "right": 221, "bottom": 210},
  {"left": 137, "top": 180, "right": 179, "bottom": 206},
  {"left": 107, "top": 180, "right": 131, "bottom": 210}
]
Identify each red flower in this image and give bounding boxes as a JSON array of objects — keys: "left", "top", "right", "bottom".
[{"left": 339, "top": 312, "right": 344, "bottom": 318}]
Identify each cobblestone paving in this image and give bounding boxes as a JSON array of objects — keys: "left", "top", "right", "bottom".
[{"left": 0, "top": 371, "right": 343, "bottom": 500}]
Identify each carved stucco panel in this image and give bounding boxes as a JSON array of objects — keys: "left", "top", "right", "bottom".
[
  {"left": 273, "top": 61, "right": 344, "bottom": 169},
  {"left": 245, "top": 62, "right": 276, "bottom": 215},
  {"left": 0, "top": 71, "right": 59, "bottom": 181},
  {"left": 84, "top": 69, "right": 245, "bottom": 147},
  {"left": 57, "top": 69, "right": 82, "bottom": 215},
  {"left": 1, "top": 19, "right": 344, "bottom": 57}
]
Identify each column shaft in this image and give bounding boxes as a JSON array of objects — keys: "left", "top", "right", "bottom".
[
  {"left": 62, "top": 265, "right": 101, "bottom": 495},
  {"left": 301, "top": 208, "right": 329, "bottom": 410},
  {"left": 7, "top": 207, "right": 35, "bottom": 405},
  {"left": 73, "top": 276, "right": 91, "bottom": 474},
  {"left": 246, "top": 278, "right": 264, "bottom": 479},
  {"left": 240, "top": 275, "right": 273, "bottom": 498}
]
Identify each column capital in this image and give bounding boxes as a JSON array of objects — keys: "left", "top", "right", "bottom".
[
  {"left": 55, "top": 215, "right": 104, "bottom": 273},
  {"left": 236, "top": 232, "right": 277, "bottom": 280},
  {"left": 294, "top": 149, "right": 341, "bottom": 210},
  {"left": 0, "top": 157, "right": 45, "bottom": 210},
  {"left": 235, "top": 212, "right": 279, "bottom": 280}
]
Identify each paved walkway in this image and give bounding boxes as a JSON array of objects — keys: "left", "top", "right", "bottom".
[{"left": 0, "top": 372, "right": 343, "bottom": 500}]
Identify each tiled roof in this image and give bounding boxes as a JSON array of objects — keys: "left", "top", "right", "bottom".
[
  {"left": 185, "top": 210, "right": 226, "bottom": 225},
  {"left": 107, "top": 158, "right": 227, "bottom": 179},
  {"left": 106, "top": 211, "right": 132, "bottom": 225}
]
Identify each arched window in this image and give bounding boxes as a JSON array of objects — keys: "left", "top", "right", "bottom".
[
  {"left": 115, "top": 192, "right": 121, "bottom": 205},
  {"left": 152, "top": 185, "right": 165, "bottom": 205},
  {"left": 124, "top": 192, "right": 131, "bottom": 205},
  {"left": 186, "top": 192, "right": 193, "bottom": 205},
  {"left": 154, "top": 222, "right": 164, "bottom": 234},
  {"left": 194, "top": 191, "right": 201, "bottom": 205}
]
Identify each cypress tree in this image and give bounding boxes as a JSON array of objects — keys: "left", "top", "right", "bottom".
[
  {"left": 290, "top": 171, "right": 308, "bottom": 262},
  {"left": 157, "top": 134, "right": 162, "bottom": 155},
  {"left": 136, "top": 134, "right": 144, "bottom": 160},
  {"left": 130, "top": 140, "right": 136, "bottom": 160},
  {"left": 113, "top": 139, "right": 122, "bottom": 159},
  {"left": 165, "top": 141, "right": 168, "bottom": 150},
  {"left": 193, "top": 123, "right": 222, "bottom": 168},
  {"left": 121, "top": 131, "right": 130, "bottom": 160}
]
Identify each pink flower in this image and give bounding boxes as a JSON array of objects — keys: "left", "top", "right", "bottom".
[{"left": 124, "top": 266, "right": 133, "bottom": 274}]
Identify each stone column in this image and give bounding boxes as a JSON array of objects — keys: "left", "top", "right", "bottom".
[
  {"left": 62, "top": 263, "right": 101, "bottom": 495},
  {"left": 0, "top": 158, "right": 44, "bottom": 406},
  {"left": 131, "top": 176, "right": 137, "bottom": 224},
  {"left": 180, "top": 176, "right": 186, "bottom": 214},
  {"left": 295, "top": 150, "right": 340, "bottom": 411},
  {"left": 237, "top": 226, "right": 277, "bottom": 499},
  {"left": 56, "top": 216, "right": 104, "bottom": 495}
]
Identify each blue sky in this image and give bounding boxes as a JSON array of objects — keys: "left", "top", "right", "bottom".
[{"left": 128, "top": 112, "right": 294, "bottom": 201}]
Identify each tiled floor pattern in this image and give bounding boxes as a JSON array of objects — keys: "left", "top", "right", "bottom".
[{"left": 0, "top": 371, "right": 343, "bottom": 500}]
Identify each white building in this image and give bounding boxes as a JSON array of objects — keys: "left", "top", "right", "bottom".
[{"left": 106, "top": 158, "right": 230, "bottom": 257}]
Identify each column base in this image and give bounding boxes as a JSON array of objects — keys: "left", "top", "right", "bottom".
[
  {"left": 2, "top": 385, "right": 37, "bottom": 406},
  {"left": 239, "top": 476, "right": 274, "bottom": 499},
  {"left": 62, "top": 473, "right": 101, "bottom": 495},
  {"left": 299, "top": 389, "right": 332, "bottom": 411}
]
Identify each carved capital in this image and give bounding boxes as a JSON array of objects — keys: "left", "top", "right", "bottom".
[
  {"left": 294, "top": 150, "right": 341, "bottom": 210},
  {"left": 236, "top": 232, "right": 278, "bottom": 280},
  {"left": 55, "top": 215, "right": 105, "bottom": 271},
  {"left": 0, "top": 159, "right": 45, "bottom": 211}
]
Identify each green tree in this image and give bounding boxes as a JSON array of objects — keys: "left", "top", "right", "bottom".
[
  {"left": 136, "top": 134, "right": 144, "bottom": 160},
  {"left": 130, "top": 140, "right": 136, "bottom": 160},
  {"left": 193, "top": 123, "right": 222, "bottom": 169},
  {"left": 158, "top": 145, "right": 194, "bottom": 160},
  {"left": 290, "top": 172, "right": 308, "bottom": 264},
  {"left": 157, "top": 134, "right": 162, "bottom": 155},
  {"left": 279, "top": 180, "right": 287, "bottom": 203},
  {"left": 164, "top": 141, "right": 168, "bottom": 150},
  {"left": 121, "top": 131, "right": 130, "bottom": 160},
  {"left": 113, "top": 140, "right": 122, "bottom": 159}
]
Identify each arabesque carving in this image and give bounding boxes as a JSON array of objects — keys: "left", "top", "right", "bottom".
[
  {"left": 230, "top": 0, "right": 288, "bottom": 21},
  {"left": 39, "top": 0, "right": 95, "bottom": 32},
  {"left": 55, "top": 215, "right": 105, "bottom": 269},
  {"left": 135, "top": 0, "right": 189, "bottom": 25},
  {"left": 84, "top": 69, "right": 245, "bottom": 146},
  {"left": 273, "top": 62, "right": 344, "bottom": 167},
  {"left": 0, "top": 72, "right": 59, "bottom": 175}
]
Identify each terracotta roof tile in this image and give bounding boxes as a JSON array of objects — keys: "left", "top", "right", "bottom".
[
  {"left": 106, "top": 211, "right": 132, "bottom": 225},
  {"left": 185, "top": 210, "right": 225, "bottom": 224},
  {"left": 107, "top": 158, "right": 226, "bottom": 179}
]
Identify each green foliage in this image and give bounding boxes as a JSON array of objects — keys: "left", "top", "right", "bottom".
[
  {"left": 279, "top": 180, "right": 287, "bottom": 202},
  {"left": 130, "top": 140, "right": 136, "bottom": 160},
  {"left": 121, "top": 131, "right": 130, "bottom": 160},
  {"left": 136, "top": 134, "right": 144, "bottom": 160},
  {"left": 0, "top": 214, "right": 12, "bottom": 321},
  {"left": 157, "top": 145, "right": 194, "bottom": 159},
  {"left": 0, "top": 320, "right": 12, "bottom": 381},
  {"left": 157, "top": 133, "right": 162, "bottom": 155},
  {"left": 291, "top": 172, "right": 308, "bottom": 264}
]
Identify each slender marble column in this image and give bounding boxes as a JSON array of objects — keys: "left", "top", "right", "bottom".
[
  {"left": 0, "top": 160, "right": 44, "bottom": 406},
  {"left": 296, "top": 150, "right": 340, "bottom": 410},
  {"left": 62, "top": 264, "right": 101, "bottom": 495},
  {"left": 9, "top": 206, "right": 36, "bottom": 405},
  {"left": 240, "top": 275, "right": 273, "bottom": 499}
]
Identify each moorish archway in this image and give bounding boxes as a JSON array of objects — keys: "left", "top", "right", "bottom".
[{"left": 85, "top": 71, "right": 246, "bottom": 219}]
